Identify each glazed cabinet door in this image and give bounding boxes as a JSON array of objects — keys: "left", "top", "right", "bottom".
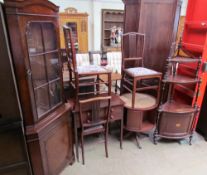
[{"left": 26, "top": 22, "right": 63, "bottom": 120}]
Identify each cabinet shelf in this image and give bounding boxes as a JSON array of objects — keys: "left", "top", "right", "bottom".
[
  {"left": 163, "top": 74, "right": 199, "bottom": 84},
  {"left": 159, "top": 101, "right": 196, "bottom": 113},
  {"left": 174, "top": 84, "right": 195, "bottom": 98}
]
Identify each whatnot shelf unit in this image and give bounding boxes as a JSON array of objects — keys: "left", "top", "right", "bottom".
[{"left": 153, "top": 43, "right": 202, "bottom": 145}]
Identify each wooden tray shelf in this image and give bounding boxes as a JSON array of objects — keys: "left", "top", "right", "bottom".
[
  {"left": 159, "top": 101, "right": 196, "bottom": 114},
  {"left": 163, "top": 75, "right": 199, "bottom": 84}
]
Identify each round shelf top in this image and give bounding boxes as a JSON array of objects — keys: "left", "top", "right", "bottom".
[
  {"left": 120, "top": 93, "right": 157, "bottom": 109},
  {"left": 159, "top": 101, "right": 197, "bottom": 113}
]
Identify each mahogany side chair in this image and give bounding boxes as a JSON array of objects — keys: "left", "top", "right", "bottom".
[
  {"left": 121, "top": 32, "right": 162, "bottom": 108},
  {"left": 79, "top": 96, "right": 111, "bottom": 164},
  {"left": 120, "top": 32, "right": 162, "bottom": 148},
  {"left": 63, "top": 25, "right": 112, "bottom": 102}
]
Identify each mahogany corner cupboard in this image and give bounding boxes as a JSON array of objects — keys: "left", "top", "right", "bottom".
[
  {"left": 123, "top": 0, "right": 182, "bottom": 73},
  {"left": 3, "top": 0, "right": 74, "bottom": 175}
]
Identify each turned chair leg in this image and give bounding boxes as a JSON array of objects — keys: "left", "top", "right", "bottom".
[
  {"left": 80, "top": 134, "right": 85, "bottom": 165},
  {"left": 153, "top": 130, "right": 158, "bottom": 145},
  {"left": 105, "top": 131, "right": 109, "bottom": 158},
  {"left": 120, "top": 119, "right": 123, "bottom": 149},
  {"left": 135, "top": 133, "right": 142, "bottom": 149}
]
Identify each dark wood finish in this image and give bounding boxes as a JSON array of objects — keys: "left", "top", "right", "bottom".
[
  {"left": 4, "top": 1, "right": 74, "bottom": 174},
  {"left": 0, "top": 3, "right": 31, "bottom": 174},
  {"left": 4, "top": 0, "right": 63, "bottom": 125},
  {"left": 72, "top": 93, "right": 124, "bottom": 162},
  {"left": 162, "top": 75, "right": 200, "bottom": 84},
  {"left": 123, "top": 0, "right": 182, "bottom": 73},
  {"left": 26, "top": 104, "right": 74, "bottom": 175},
  {"left": 121, "top": 32, "right": 162, "bottom": 108},
  {"left": 102, "top": 9, "right": 124, "bottom": 51},
  {"left": 63, "top": 25, "right": 112, "bottom": 102},
  {"left": 79, "top": 96, "right": 111, "bottom": 164},
  {"left": 154, "top": 41, "right": 201, "bottom": 145},
  {"left": 0, "top": 123, "right": 31, "bottom": 175},
  {"left": 120, "top": 32, "right": 162, "bottom": 148}
]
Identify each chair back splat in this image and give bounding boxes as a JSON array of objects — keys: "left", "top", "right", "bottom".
[{"left": 122, "top": 32, "right": 145, "bottom": 70}]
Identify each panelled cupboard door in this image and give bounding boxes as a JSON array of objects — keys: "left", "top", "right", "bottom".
[{"left": 123, "top": 0, "right": 182, "bottom": 73}]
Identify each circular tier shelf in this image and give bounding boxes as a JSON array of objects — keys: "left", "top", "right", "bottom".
[
  {"left": 163, "top": 75, "right": 199, "bottom": 84},
  {"left": 167, "top": 57, "right": 201, "bottom": 63},
  {"left": 120, "top": 93, "right": 157, "bottom": 110},
  {"left": 159, "top": 101, "right": 197, "bottom": 114}
]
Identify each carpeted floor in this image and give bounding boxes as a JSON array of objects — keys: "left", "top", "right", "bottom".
[{"left": 60, "top": 131, "right": 207, "bottom": 175}]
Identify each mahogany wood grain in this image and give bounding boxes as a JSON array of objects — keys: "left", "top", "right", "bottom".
[{"left": 123, "top": 0, "right": 181, "bottom": 73}]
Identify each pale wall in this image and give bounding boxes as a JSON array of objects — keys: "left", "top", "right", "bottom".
[
  {"left": 50, "top": 0, "right": 188, "bottom": 51},
  {"left": 1, "top": 0, "right": 188, "bottom": 50},
  {"left": 50, "top": 0, "right": 124, "bottom": 51}
]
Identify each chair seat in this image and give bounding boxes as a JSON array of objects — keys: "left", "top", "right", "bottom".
[
  {"left": 120, "top": 93, "right": 157, "bottom": 109},
  {"left": 83, "top": 125, "right": 105, "bottom": 135},
  {"left": 77, "top": 65, "right": 110, "bottom": 75},
  {"left": 125, "top": 67, "right": 161, "bottom": 77}
]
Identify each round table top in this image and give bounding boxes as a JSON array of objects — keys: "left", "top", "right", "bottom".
[{"left": 120, "top": 93, "right": 157, "bottom": 109}]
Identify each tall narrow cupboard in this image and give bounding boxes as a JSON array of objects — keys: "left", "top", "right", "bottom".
[
  {"left": 0, "top": 3, "right": 32, "bottom": 175},
  {"left": 4, "top": 0, "right": 74, "bottom": 175},
  {"left": 123, "top": 0, "right": 182, "bottom": 73}
]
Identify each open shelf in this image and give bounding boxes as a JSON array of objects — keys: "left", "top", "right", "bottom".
[
  {"left": 174, "top": 84, "right": 195, "bottom": 98},
  {"left": 140, "top": 120, "right": 154, "bottom": 132},
  {"left": 120, "top": 93, "right": 157, "bottom": 110},
  {"left": 159, "top": 101, "right": 196, "bottom": 113},
  {"left": 163, "top": 74, "right": 199, "bottom": 84}
]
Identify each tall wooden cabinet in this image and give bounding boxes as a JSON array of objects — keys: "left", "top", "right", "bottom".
[
  {"left": 4, "top": 0, "right": 74, "bottom": 175},
  {"left": 0, "top": 3, "right": 32, "bottom": 175},
  {"left": 59, "top": 7, "right": 88, "bottom": 52},
  {"left": 123, "top": 0, "right": 182, "bottom": 73}
]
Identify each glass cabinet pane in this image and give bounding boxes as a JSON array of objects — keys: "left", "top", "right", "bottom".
[
  {"left": 42, "top": 23, "right": 57, "bottom": 51},
  {"left": 27, "top": 23, "right": 43, "bottom": 54},
  {"left": 30, "top": 55, "right": 47, "bottom": 88},
  {"left": 34, "top": 86, "right": 50, "bottom": 117},
  {"left": 49, "top": 80, "right": 61, "bottom": 108},
  {"left": 26, "top": 21, "right": 62, "bottom": 119},
  {"left": 46, "top": 52, "right": 60, "bottom": 81}
]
